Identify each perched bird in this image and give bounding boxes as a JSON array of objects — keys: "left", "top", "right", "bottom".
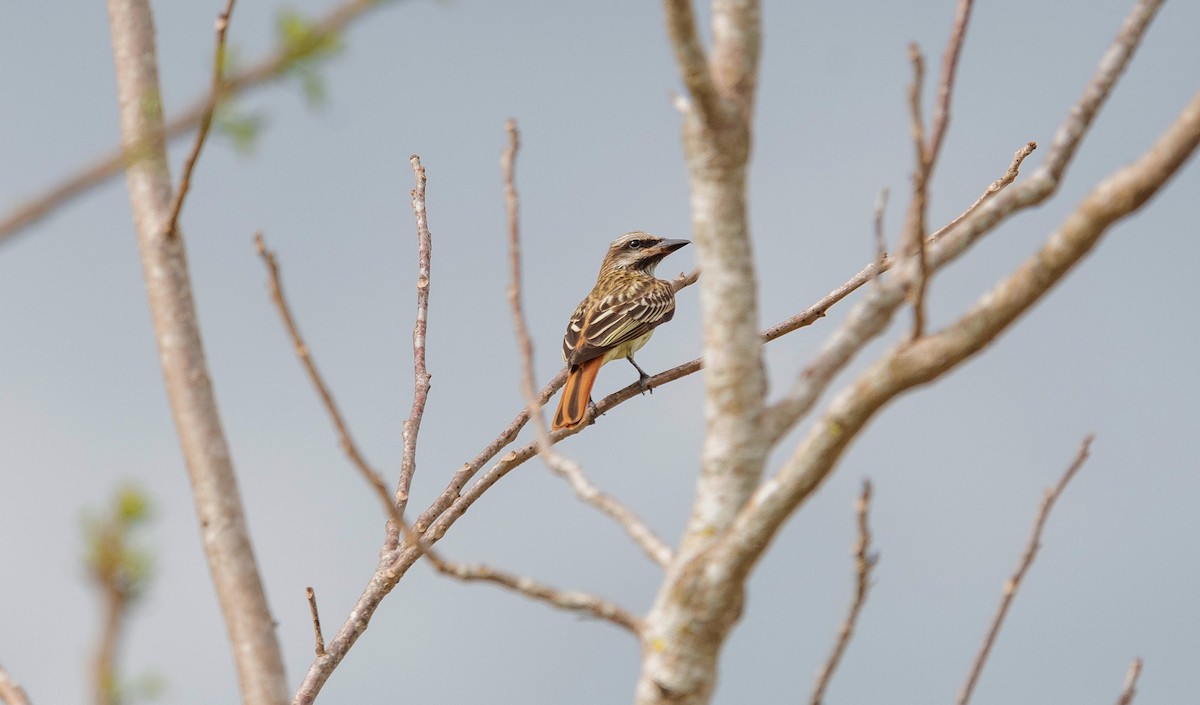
[{"left": 552, "top": 232, "right": 690, "bottom": 430}]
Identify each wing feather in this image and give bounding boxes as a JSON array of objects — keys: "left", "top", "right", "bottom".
[{"left": 563, "top": 277, "right": 675, "bottom": 366}]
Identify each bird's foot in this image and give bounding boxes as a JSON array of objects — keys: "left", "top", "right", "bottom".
[{"left": 637, "top": 371, "right": 652, "bottom": 395}]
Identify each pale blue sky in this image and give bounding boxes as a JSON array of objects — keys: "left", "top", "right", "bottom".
[{"left": 2, "top": 1, "right": 1198, "bottom": 703}]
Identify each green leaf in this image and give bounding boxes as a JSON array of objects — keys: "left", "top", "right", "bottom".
[{"left": 214, "top": 103, "right": 266, "bottom": 154}]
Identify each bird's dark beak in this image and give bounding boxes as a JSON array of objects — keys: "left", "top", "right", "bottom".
[{"left": 659, "top": 238, "right": 690, "bottom": 253}]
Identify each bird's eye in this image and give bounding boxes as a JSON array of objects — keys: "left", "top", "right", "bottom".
[{"left": 627, "top": 239, "right": 643, "bottom": 249}]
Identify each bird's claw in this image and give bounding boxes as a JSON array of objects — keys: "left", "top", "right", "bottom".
[{"left": 637, "top": 372, "right": 652, "bottom": 395}]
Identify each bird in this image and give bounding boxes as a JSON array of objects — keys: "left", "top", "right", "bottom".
[{"left": 552, "top": 232, "right": 690, "bottom": 430}]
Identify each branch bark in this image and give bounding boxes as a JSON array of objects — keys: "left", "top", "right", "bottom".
[
  {"left": 0, "top": 665, "right": 31, "bottom": 705},
  {"left": 637, "top": 2, "right": 766, "bottom": 702},
  {"left": 105, "top": 3, "right": 286, "bottom": 704}
]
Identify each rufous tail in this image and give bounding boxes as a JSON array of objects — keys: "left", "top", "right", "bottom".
[{"left": 553, "top": 357, "right": 603, "bottom": 430}]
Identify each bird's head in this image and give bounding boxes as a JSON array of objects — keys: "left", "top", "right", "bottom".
[{"left": 600, "top": 232, "right": 690, "bottom": 276}]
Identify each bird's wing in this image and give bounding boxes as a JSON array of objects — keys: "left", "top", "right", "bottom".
[{"left": 563, "top": 277, "right": 675, "bottom": 366}]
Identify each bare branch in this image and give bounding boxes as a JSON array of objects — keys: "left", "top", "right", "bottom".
[
  {"left": 1, "top": 0, "right": 404, "bottom": 245},
  {"left": 872, "top": 189, "right": 889, "bottom": 278},
  {"left": 957, "top": 435, "right": 1094, "bottom": 705},
  {"left": 1114, "top": 658, "right": 1144, "bottom": 705},
  {"left": 763, "top": 0, "right": 1166, "bottom": 448},
  {"left": 162, "top": 0, "right": 236, "bottom": 238},
  {"left": 903, "top": 43, "right": 931, "bottom": 339},
  {"left": 728, "top": 83, "right": 1197, "bottom": 593},
  {"left": 1041, "top": 0, "right": 1164, "bottom": 180},
  {"left": 928, "top": 141, "right": 1037, "bottom": 243},
  {"left": 254, "top": 233, "right": 431, "bottom": 555},
  {"left": 432, "top": 559, "right": 641, "bottom": 633},
  {"left": 106, "top": 3, "right": 286, "bottom": 703},
  {"left": 501, "top": 119, "right": 672, "bottom": 568},
  {"left": 927, "top": 0, "right": 974, "bottom": 165},
  {"left": 305, "top": 588, "right": 326, "bottom": 658},
  {"left": 661, "top": 0, "right": 724, "bottom": 125},
  {"left": 762, "top": 142, "right": 1033, "bottom": 444},
  {"left": 0, "top": 665, "right": 32, "bottom": 705},
  {"left": 393, "top": 154, "right": 434, "bottom": 539},
  {"left": 808, "top": 480, "right": 877, "bottom": 705}
]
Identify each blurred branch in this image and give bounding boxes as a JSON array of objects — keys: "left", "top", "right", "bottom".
[
  {"left": 105, "top": 2, "right": 287, "bottom": 704},
  {"left": 662, "top": 0, "right": 723, "bottom": 125},
  {"left": 83, "top": 486, "right": 154, "bottom": 705},
  {"left": 0, "top": 665, "right": 31, "bottom": 705},
  {"left": 1114, "top": 658, "right": 1144, "bottom": 705},
  {"left": 432, "top": 560, "right": 641, "bottom": 633},
  {"left": 163, "top": 0, "right": 237, "bottom": 238},
  {"left": 928, "top": 0, "right": 973, "bottom": 167},
  {"left": 956, "top": 435, "right": 1094, "bottom": 705},
  {"left": 1, "top": 0, "right": 404, "bottom": 245},
  {"left": 808, "top": 480, "right": 877, "bottom": 705},
  {"left": 902, "top": 44, "right": 931, "bottom": 338}
]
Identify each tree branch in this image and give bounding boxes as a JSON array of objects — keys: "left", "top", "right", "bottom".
[
  {"left": 956, "top": 435, "right": 1094, "bottom": 705},
  {"left": 162, "top": 0, "right": 236, "bottom": 238},
  {"left": 0, "top": 665, "right": 32, "bottom": 705},
  {"left": 1114, "top": 658, "right": 1144, "bottom": 705},
  {"left": 764, "top": 0, "right": 1165, "bottom": 446},
  {"left": 808, "top": 480, "right": 877, "bottom": 705},
  {"left": 305, "top": 587, "right": 326, "bottom": 658},
  {"left": 661, "top": 0, "right": 724, "bottom": 126},
  {"left": 763, "top": 140, "right": 1035, "bottom": 444},
  {"left": 105, "top": 3, "right": 286, "bottom": 704},
  {"left": 725, "top": 84, "right": 1199, "bottom": 590},
  {"left": 432, "top": 559, "right": 642, "bottom": 633},
  {"left": 903, "top": 44, "right": 931, "bottom": 339},
  {"left": 1, "top": 0, "right": 405, "bottom": 245},
  {"left": 392, "top": 154, "right": 435, "bottom": 543}
]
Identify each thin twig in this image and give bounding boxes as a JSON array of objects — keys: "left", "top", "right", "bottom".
[
  {"left": 956, "top": 435, "right": 1095, "bottom": 705},
  {"left": 392, "top": 155, "right": 434, "bottom": 542},
  {"left": 809, "top": 480, "right": 877, "bottom": 705},
  {"left": 762, "top": 138, "right": 1035, "bottom": 441},
  {"left": 928, "top": 142, "right": 1037, "bottom": 242},
  {"left": 305, "top": 587, "right": 326, "bottom": 657},
  {"left": 0, "top": 664, "right": 32, "bottom": 705},
  {"left": 904, "top": 44, "right": 931, "bottom": 339},
  {"left": 927, "top": 0, "right": 974, "bottom": 166},
  {"left": 163, "top": 0, "right": 236, "bottom": 238},
  {"left": 254, "top": 232, "right": 428, "bottom": 554},
  {"left": 904, "top": 0, "right": 973, "bottom": 339},
  {"left": 1114, "top": 658, "right": 1144, "bottom": 705},
  {"left": 432, "top": 560, "right": 641, "bottom": 632},
  {"left": 1, "top": 0, "right": 404, "bottom": 245},
  {"left": 501, "top": 119, "right": 672, "bottom": 568},
  {"left": 872, "top": 188, "right": 890, "bottom": 281}
]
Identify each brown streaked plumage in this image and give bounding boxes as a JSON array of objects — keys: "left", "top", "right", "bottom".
[{"left": 552, "top": 232, "right": 690, "bottom": 430}]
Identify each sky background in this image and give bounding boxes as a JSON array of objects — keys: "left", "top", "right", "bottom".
[{"left": 2, "top": 1, "right": 1198, "bottom": 704}]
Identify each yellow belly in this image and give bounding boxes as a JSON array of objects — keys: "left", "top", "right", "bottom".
[{"left": 600, "top": 329, "right": 654, "bottom": 365}]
